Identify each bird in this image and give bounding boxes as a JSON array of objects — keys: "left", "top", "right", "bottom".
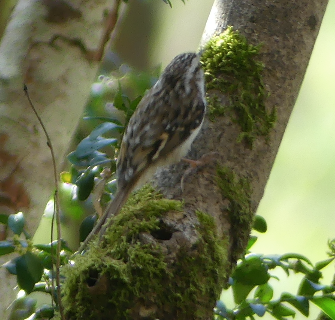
[{"left": 79, "top": 52, "right": 206, "bottom": 251}]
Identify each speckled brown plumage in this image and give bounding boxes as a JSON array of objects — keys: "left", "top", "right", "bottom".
[{"left": 79, "top": 52, "right": 206, "bottom": 250}]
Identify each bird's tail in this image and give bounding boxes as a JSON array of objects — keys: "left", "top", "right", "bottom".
[{"left": 77, "top": 184, "right": 133, "bottom": 253}]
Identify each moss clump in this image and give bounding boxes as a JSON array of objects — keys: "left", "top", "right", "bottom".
[
  {"left": 216, "top": 166, "right": 253, "bottom": 261},
  {"left": 62, "top": 185, "right": 226, "bottom": 320},
  {"left": 201, "top": 27, "right": 276, "bottom": 147}
]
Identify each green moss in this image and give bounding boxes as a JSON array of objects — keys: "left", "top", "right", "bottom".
[
  {"left": 216, "top": 166, "right": 253, "bottom": 261},
  {"left": 62, "top": 185, "right": 226, "bottom": 320},
  {"left": 201, "top": 27, "right": 276, "bottom": 147}
]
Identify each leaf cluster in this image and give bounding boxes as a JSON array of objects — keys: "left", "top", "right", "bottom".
[
  {"left": 0, "top": 212, "right": 73, "bottom": 319},
  {"left": 215, "top": 232, "right": 335, "bottom": 320}
]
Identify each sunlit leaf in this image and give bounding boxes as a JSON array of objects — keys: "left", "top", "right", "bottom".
[
  {"left": 60, "top": 171, "right": 72, "bottom": 183},
  {"left": 254, "top": 283, "right": 273, "bottom": 303},
  {"left": 246, "top": 235, "right": 257, "bottom": 250},
  {"left": 232, "top": 281, "right": 255, "bottom": 304},
  {"left": 311, "top": 297, "right": 335, "bottom": 320}
]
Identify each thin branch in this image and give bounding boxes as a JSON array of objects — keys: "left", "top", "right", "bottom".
[{"left": 23, "top": 85, "right": 64, "bottom": 320}]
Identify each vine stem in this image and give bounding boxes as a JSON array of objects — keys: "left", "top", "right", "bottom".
[{"left": 24, "top": 85, "right": 64, "bottom": 320}]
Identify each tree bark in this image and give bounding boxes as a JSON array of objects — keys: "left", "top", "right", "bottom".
[
  {"left": 46, "top": 0, "right": 330, "bottom": 319},
  {"left": 0, "top": 0, "right": 119, "bottom": 316},
  {"left": 154, "top": 0, "right": 328, "bottom": 317},
  {"left": 153, "top": 0, "right": 328, "bottom": 276}
]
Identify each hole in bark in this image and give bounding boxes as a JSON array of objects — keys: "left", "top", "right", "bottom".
[
  {"left": 86, "top": 268, "right": 100, "bottom": 287},
  {"left": 150, "top": 221, "right": 173, "bottom": 240}
]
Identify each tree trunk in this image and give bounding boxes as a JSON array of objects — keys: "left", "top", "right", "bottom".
[{"left": 0, "top": 0, "right": 118, "bottom": 316}]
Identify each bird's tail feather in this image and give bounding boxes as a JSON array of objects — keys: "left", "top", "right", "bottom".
[{"left": 77, "top": 184, "right": 133, "bottom": 253}]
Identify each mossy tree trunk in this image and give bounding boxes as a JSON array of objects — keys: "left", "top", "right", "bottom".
[{"left": 63, "top": 0, "right": 328, "bottom": 319}]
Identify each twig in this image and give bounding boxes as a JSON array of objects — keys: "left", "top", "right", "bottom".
[
  {"left": 24, "top": 85, "right": 64, "bottom": 320},
  {"left": 89, "top": 0, "right": 122, "bottom": 61}
]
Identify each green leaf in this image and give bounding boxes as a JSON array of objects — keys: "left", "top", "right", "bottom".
[
  {"left": 89, "top": 122, "right": 121, "bottom": 139},
  {"left": 75, "top": 136, "right": 117, "bottom": 158},
  {"left": 281, "top": 292, "right": 309, "bottom": 316},
  {"left": 0, "top": 213, "right": 9, "bottom": 224},
  {"left": 271, "top": 303, "right": 296, "bottom": 317},
  {"left": 254, "top": 283, "right": 273, "bottom": 303},
  {"left": 67, "top": 151, "right": 90, "bottom": 166},
  {"left": 250, "top": 303, "right": 266, "bottom": 316},
  {"left": 34, "top": 239, "right": 72, "bottom": 254},
  {"left": 298, "top": 277, "right": 325, "bottom": 296},
  {"left": 233, "top": 254, "right": 270, "bottom": 285},
  {"left": 232, "top": 281, "right": 255, "bottom": 304},
  {"left": 89, "top": 152, "right": 112, "bottom": 166},
  {"left": 0, "top": 240, "right": 15, "bottom": 256},
  {"left": 253, "top": 215, "right": 267, "bottom": 233},
  {"left": 3, "top": 256, "right": 19, "bottom": 274},
  {"left": 263, "top": 254, "right": 289, "bottom": 274},
  {"left": 79, "top": 215, "right": 97, "bottom": 242},
  {"left": 16, "top": 252, "right": 44, "bottom": 293},
  {"left": 280, "top": 253, "right": 313, "bottom": 266},
  {"left": 246, "top": 235, "right": 257, "bottom": 250},
  {"left": 33, "top": 282, "right": 49, "bottom": 293},
  {"left": 162, "top": 0, "right": 172, "bottom": 7},
  {"left": 8, "top": 297, "right": 36, "bottom": 320},
  {"left": 76, "top": 171, "right": 95, "bottom": 201},
  {"left": 292, "top": 259, "right": 316, "bottom": 277},
  {"left": 35, "top": 304, "right": 55, "bottom": 318},
  {"left": 37, "top": 251, "right": 53, "bottom": 270},
  {"left": 315, "top": 257, "right": 334, "bottom": 270},
  {"left": 8, "top": 212, "right": 25, "bottom": 235},
  {"left": 311, "top": 297, "right": 335, "bottom": 320},
  {"left": 113, "top": 88, "right": 127, "bottom": 112},
  {"left": 129, "top": 95, "right": 143, "bottom": 113}
]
